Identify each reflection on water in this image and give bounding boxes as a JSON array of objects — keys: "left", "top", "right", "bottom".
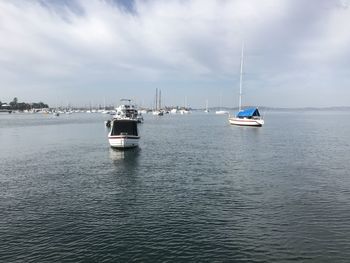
[{"left": 109, "top": 147, "right": 140, "bottom": 168}]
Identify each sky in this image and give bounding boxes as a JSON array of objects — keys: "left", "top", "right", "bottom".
[{"left": 1, "top": 0, "right": 350, "bottom": 108}]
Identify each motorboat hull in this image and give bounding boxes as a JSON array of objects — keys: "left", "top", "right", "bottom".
[
  {"left": 108, "top": 119, "right": 140, "bottom": 149},
  {"left": 229, "top": 117, "right": 264, "bottom": 127},
  {"left": 108, "top": 136, "right": 140, "bottom": 149}
]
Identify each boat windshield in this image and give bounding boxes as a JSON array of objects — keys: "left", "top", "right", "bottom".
[{"left": 111, "top": 120, "right": 138, "bottom": 136}]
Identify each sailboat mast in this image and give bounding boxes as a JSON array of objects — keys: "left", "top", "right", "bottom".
[
  {"left": 159, "top": 89, "right": 161, "bottom": 110},
  {"left": 155, "top": 88, "right": 158, "bottom": 110},
  {"left": 239, "top": 43, "right": 244, "bottom": 112}
]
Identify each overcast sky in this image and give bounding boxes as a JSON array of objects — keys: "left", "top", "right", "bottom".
[{"left": 1, "top": 0, "right": 350, "bottom": 108}]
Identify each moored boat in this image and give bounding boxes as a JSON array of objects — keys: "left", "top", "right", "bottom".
[
  {"left": 107, "top": 99, "right": 141, "bottom": 149},
  {"left": 170, "top": 108, "right": 178, "bottom": 114},
  {"left": 204, "top": 100, "right": 209, "bottom": 113},
  {"left": 215, "top": 110, "right": 228, "bottom": 115},
  {"left": 152, "top": 110, "right": 164, "bottom": 116},
  {"left": 0, "top": 109, "right": 12, "bottom": 114},
  {"left": 179, "top": 109, "right": 190, "bottom": 114},
  {"left": 229, "top": 43, "right": 264, "bottom": 127},
  {"left": 228, "top": 108, "right": 264, "bottom": 126},
  {"left": 152, "top": 88, "right": 164, "bottom": 116},
  {"left": 115, "top": 99, "right": 139, "bottom": 120}
]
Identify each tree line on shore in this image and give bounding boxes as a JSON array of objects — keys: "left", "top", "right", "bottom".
[{"left": 0, "top": 97, "right": 49, "bottom": 111}]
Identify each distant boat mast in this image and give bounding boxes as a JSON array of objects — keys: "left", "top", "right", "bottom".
[
  {"left": 155, "top": 88, "right": 158, "bottom": 110},
  {"left": 239, "top": 42, "right": 244, "bottom": 112}
]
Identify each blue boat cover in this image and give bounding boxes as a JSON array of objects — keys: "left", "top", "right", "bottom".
[{"left": 237, "top": 108, "right": 260, "bottom": 117}]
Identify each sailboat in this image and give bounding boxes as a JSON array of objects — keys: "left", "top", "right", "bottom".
[
  {"left": 179, "top": 96, "right": 190, "bottom": 114},
  {"left": 204, "top": 100, "right": 209, "bottom": 113},
  {"left": 152, "top": 88, "right": 163, "bottom": 116},
  {"left": 215, "top": 94, "right": 228, "bottom": 115},
  {"left": 228, "top": 44, "right": 264, "bottom": 127}
]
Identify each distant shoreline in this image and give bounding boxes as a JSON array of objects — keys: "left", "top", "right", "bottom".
[{"left": 197, "top": 106, "right": 350, "bottom": 112}]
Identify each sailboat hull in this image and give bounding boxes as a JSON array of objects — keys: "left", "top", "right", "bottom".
[{"left": 229, "top": 117, "right": 264, "bottom": 127}]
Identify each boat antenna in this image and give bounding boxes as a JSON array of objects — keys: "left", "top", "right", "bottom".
[{"left": 239, "top": 42, "right": 244, "bottom": 112}]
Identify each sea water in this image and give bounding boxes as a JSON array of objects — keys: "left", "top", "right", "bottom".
[{"left": 1, "top": 111, "right": 350, "bottom": 262}]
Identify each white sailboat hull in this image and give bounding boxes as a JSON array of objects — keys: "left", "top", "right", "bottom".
[
  {"left": 229, "top": 117, "right": 264, "bottom": 127},
  {"left": 108, "top": 135, "right": 140, "bottom": 149}
]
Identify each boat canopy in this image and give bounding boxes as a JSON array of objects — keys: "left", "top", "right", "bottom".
[
  {"left": 237, "top": 108, "right": 261, "bottom": 118},
  {"left": 111, "top": 120, "right": 138, "bottom": 136}
]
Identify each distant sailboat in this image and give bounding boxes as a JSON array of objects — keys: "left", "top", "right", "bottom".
[
  {"left": 204, "top": 100, "right": 209, "bottom": 113},
  {"left": 179, "top": 96, "right": 190, "bottom": 114},
  {"left": 152, "top": 88, "right": 163, "bottom": 116},
  {"left": 216, "top": 94, "right": 228, "bottom": 115},
  {"left": 228, "top": 43, "right": 264, "bottom": 127}
]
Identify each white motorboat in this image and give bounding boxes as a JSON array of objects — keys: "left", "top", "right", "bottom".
[
  {"left": 108, "top": 119, "right": 139, "bottom": 149},
  {"left": 107, "top": 99, "right": 141, "bottom": 149},
  {"left": 179, "top": 109, "right": 190, "bottom": 114},
  {"left": 114, "top": 99, "right": 140, "bottom": 121},
  {"left": 152, "top": 110, "right": 164, "bottom": 116},
  {"left": 0, "top": 104, "right": 12, "bottom": 114},
  {"left": 215, "top": 110, "right": 228, "bottom": 115},
  {"left": 228, "top": 43, "right": 264, "bottom": 127},
  {"left": 170, "top": 108, "right": 178, "bottom": 114}
]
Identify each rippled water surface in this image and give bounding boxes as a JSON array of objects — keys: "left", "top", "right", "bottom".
[{"left": 1, "top": 111, "right": 350, "bottom": 262}]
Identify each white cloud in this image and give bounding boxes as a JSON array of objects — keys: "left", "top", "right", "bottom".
[{"left": 0, "top": 0, "right": 349, "bottom": 107}]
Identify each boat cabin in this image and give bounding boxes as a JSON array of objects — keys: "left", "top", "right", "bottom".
[
  {"left": 236, "top": 108, "right": 261, "bottom": 119},
  {"left": 111, "top": 119, "right": 138, "bottom": 136},
  {"left": 115, "top": 104, "right": 138, "bottom": 119}
]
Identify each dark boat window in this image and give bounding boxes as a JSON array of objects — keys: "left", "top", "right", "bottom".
[{"left": 111, "top": 121, "right": 138, "bottom": 136}]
